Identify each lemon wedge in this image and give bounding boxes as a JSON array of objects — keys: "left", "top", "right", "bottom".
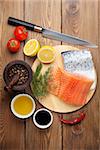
[
  {"left": 37, "top": 46, "right": 55, "bottom": 63},
  {"left": 23, "top": 39, "right": 40, "bottom": 56}
]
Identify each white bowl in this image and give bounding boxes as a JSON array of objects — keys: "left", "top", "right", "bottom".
[
  {"left": 33, "top": 108, "right": 53, "bottom": 129},
  {"left": 11, "top": 94, "right": 36, "bottom": 119}
]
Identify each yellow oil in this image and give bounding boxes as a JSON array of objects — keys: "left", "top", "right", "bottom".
[{"left": 13, "top": 96, "right": 33, "bottom": 115}]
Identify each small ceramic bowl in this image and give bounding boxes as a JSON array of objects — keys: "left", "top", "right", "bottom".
[
  {"left": 11, "top": 94, "right": 36, "bottom": 119},
  {"left": 33, "top": 108, "right": 53, "bottom": 129}
]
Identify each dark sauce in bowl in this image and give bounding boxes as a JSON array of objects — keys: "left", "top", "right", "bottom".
[{"left": 35, "top": 110, "right": 51, "bottom": 125}]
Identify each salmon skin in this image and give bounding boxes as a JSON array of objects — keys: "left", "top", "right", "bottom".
[
  {"left": 49, "top": 67, "right": 93, "bottom": 106},
  {"left": 61, "top": 50, "right": 94, "bottom": 80},
  {"left": 61, "top": 50, "right": 93, "bottom": 72}
]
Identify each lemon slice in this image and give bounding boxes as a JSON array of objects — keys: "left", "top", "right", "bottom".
[
  {"left": 23, "top": 39, "right": 40, "bottom": 56},
  {"left": 37, "top": 46, "right": 55, "bottom": 63}
]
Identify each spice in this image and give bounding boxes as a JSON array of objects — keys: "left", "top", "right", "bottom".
[
  {"left": 8, "top": 64, "right": 29, "bottom": 85},
  {"left": 59, "top": 112, "right": 86, "bottom": 125}
]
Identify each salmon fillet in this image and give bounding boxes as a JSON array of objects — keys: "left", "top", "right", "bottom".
[
  {"left": 48, "top": 68, "right": 61, "bottom": 96},
  {"left": 49, "top": 67, "right": 93, "bottom": 106}
]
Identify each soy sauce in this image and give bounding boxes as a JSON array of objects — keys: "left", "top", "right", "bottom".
[{"left": 35, "top": 110, "right": 51, "bottom": 125}]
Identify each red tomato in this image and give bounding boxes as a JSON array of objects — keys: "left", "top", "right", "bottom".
[
  {"left": 14, "top": 26, "right": 28, "bottom": 41},
  {"left": 7, "top": 38, "right": 20, "bottom": 53}
]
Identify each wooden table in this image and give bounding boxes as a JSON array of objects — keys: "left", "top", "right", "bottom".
[{"left": 0, "top": 0, "right": 100, "bottom": 150}]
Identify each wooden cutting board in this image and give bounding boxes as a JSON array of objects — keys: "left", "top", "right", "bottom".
[{"left": 32, "top": 45, "right": 97, "bottom": 113}]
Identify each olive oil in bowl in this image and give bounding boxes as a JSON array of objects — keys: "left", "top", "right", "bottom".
[{"left": 11, "top": 94, "right": 35, "bottom": 119}]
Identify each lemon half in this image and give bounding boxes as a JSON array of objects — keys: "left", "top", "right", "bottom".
[
  {"left": 37, "top": 46, "right": 55, "bottom": 64},
  {"left": 23, "top": 39, "right": 40, "bottom": 57}
]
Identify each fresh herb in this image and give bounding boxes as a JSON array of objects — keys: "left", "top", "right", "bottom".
[{"left": 31, "top": 63, "right": 51, "bottom": 97}]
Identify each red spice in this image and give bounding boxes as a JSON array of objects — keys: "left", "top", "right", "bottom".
[{"left": 59, "top": 112, "right": 86, "bottom": 125}]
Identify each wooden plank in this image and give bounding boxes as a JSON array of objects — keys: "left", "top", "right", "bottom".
[
  {"left": 0, "top": 0, "right": 25, "bottom": 149},
  {"left": 24, "top": 0, "right": 62, "bottom": 149},
  {"left": 98, "top": 0, "right": 100, "bottom": 146},
  {"left": 62, "top": 0, "right": 99, "bottom": 150},
  {"left": 0, "top": 1, "right": 3, "bottom": 98}
]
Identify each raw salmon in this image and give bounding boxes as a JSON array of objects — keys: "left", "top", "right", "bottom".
[{"left": 49, "top": 67, "right": 93, "bottom": 106}]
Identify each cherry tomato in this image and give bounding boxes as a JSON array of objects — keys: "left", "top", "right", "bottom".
[
  {"left": 7, "top": 38, "right": 20, "bottom": 53},
  {"left": 14, "top": 26, "right": 28, "bottom": 41}
]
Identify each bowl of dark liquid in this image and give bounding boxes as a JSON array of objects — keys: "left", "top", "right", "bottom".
[{"left": 33, "top": 108, "right": 53, "bottom": 129}]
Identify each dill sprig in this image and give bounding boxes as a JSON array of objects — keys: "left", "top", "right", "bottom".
[{"left": 31, "top": 63, "right": 51, "bottom": 97}]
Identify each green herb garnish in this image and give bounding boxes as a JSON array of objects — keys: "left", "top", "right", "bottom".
[{"left": 31, "top": 63, "right": 51, "bottom": 97}]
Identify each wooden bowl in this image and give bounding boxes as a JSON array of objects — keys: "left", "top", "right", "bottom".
[{"left": 3, "top": 60, "right": 32, "bottom": 91}]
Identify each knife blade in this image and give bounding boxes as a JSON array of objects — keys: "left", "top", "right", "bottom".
[
  {"left": 8, "top": 17, "right": 97, "bottom": 48},
  {"left": 42, "top": 29, "right": 97, "bottom": 48}
]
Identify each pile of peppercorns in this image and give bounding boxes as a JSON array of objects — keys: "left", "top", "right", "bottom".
[{"left": 8, "top": 64, "right": 29, "bottom": 85}]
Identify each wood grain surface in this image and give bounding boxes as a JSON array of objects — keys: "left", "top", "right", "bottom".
[
  {"left": 62, "top": 1, "right": 99, "bottom": 150},
  {"left": 24, "top": 1, "right": 62, "bottom": 150},
  {"left": 0, "top": 1, "right": 25, "bottom": 150},
  {"left": 0, "top": 0, "right": 99, "bottom": 150}
]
